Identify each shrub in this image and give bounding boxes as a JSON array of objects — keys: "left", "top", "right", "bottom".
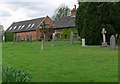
[
  {"left": 2, "top": 66, "right": 31, "bottom": 82},
  {"left": 4, "top": 32, "right": 14, "bottom": 42}
]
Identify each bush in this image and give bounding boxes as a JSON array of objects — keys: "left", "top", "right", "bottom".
[
  {"left": 2, "top": 66, "right": 31, "bottom": 82},
  {"left": 4, "top": 32, "right": 14, "bottom": 42},
  {"left": 60, "top": 28, "right": 77, "bottom": 40}
]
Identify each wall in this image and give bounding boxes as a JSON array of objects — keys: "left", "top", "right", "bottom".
[
  {"left": 15, "top": 16, "right": 54, "bottom": 41},
  {"left": 16, "top": 31, "right": 38, "bottom": 41}
]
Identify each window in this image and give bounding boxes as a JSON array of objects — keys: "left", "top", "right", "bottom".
[
  {"left": 30, "top": 23, "right": 35, "bottom": 29},
  {"left": 9, "top": 27, "right": 12, "bottom": 30},
  {"left": 20, "top": 25, "right": 25, "bottom": 30},
  {"left": 26, "top": 24, "right": 31, "bottom": 29},
  {"left": 17, "top": 25, "right": 21, "bottom": 30},
  {"left": 14, "top": 26, "right": 17, "bottom": 29}
]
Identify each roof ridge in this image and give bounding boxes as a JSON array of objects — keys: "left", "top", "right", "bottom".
[{"left": 14, "top": 17, "right": 45, "bottom": 23}]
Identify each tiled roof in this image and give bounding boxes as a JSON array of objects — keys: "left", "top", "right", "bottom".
[
  {"left": 54, "top": 16, "right": 75, "bottom": 28},
  {"left": 6, "top": 17, "right": 45, "bottom": 32}
]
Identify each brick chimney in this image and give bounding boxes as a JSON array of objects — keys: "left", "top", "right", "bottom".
[{"left": 71, "top": 5, "right": 77, "bottom": 17}]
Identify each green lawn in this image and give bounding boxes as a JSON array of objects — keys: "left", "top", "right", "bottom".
[{"left": 2, "top": 41, "right": 118, "bottom": 82}]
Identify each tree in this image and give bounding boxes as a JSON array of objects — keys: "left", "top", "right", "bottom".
[
  {"left": 52, "top": 4, "right": 71, "bottom": 21},
  {"left": 76, "top": 2, "right": 120, "bottom": 45},
  {"left": 40, "top": 22, "right": 46, "bottom": 50}
]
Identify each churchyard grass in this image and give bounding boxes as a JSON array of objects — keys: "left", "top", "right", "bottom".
[{"left": 2, "top": 41, "right": 118, "bottom": 82}]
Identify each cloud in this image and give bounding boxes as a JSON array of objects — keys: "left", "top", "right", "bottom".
[
  {"left": 0, "top": 10, "right": 12, "bottom": 17},
  {"left": 0, "top": 0, "right": 78, "bottom": 30}
]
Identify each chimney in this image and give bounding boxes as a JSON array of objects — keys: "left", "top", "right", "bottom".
[
  {"left": 71, "top": 5, "right": 77, "bottom": 17},
  {"left": 74, "top": 5, "right": 76, "bottom": 10}
]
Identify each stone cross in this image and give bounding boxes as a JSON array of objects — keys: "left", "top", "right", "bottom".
[
  {"left": 110, "top": 35, "right": 116, "bottom": 50},
  {"left": 102, "top": 28, "right": 106, "bottom": 43},
  {"left": 70, "top": 32, "right": 74, "bottom": 45},
  {"left": 101, "top": 28, "right": 108, "bottom": 47}
]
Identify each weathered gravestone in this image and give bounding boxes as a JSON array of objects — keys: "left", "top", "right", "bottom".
[
  {"left": 26, "top": 35, "right": 32, "bottom": 42},
  {"left": 13, "top": 34, "right": 16, "bottom": 44},
  {"left": 16, "top": 35, "right": 21, "bottom": 42},
  {"left": 70, "top": 32, "right": 74, "bottom": 45},
  {"left": 110, "top": 35, "right": 116, "bottom": 50},
  {"left": 29, "top": 35, "right": 32, "bottom": 42},
  {"left": 51, "top": 33, "right": 55, "bottom": 46}
]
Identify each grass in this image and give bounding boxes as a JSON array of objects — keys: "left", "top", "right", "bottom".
[{"left": 2, "top": 41, "right": 118, "bottom": 82}]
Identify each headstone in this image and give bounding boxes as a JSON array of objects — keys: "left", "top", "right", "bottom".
[
  {"left": 29, "top": 35, "right": 32, "bottom": 42},
  {"left": 16, "top": 35, "right": 21, "bottom": 42},
  {"left": 13, "top": 33, "right": 16, "bottom": 43},
  {"left": 101, "top": 28, "right": 108, "bottom": 47},
  {"left": 82, "top": 38, "right": 85, "bottom": 47},
  {"left": 70, "top": 32, "right": 74, "bottom": 45},
  {"left": 51, "top": 32, "right": 55, "bottom": 46},
  {"left": 110, "top": 35, "right": 116, "bottom": 50}
]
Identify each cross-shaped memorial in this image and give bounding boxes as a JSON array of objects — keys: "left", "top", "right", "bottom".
[{"left": 101, "top": 28, "right": 108, "bottom": 47}]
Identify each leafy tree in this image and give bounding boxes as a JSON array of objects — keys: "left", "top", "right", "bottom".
[
  {"left": 5, "top": 32, "right": 14, "bottom": 42},
  {"left": 76, "top": 2, "right": 120, "bottom": 45},
  {"left": 52, "top": 4, "right": 71, "bottom": 21}
]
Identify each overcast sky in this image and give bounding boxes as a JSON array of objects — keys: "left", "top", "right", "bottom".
[{"left": 0, "top": 0, "right": 78, "bottom": 30}]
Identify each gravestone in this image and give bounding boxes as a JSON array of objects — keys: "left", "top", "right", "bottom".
[
  {"left": 26, "top": 35, "right": 32, "bottom": 42},
  {"left": 82, "top": 38, "right": 85, "bottom": 47},
  {"left": 26, "top": 35, "right": 29, "bottom": 41},
  {"left": 16, "top": 35, "right": 21, "bottom": 42},
  {"left": 29, "top": 35, "right": 32, "bottom": 42},
  {"left": 110, "top": 35, "right": 116, "bottom": 50},
  {"left": 70, "top": 32, "right": 74, "bottom": 45},
  {"left": 51, "top": 33, "right": 55, "bottom": 46},
  {"left": 16, "top": 36, "right": 18, "bottom": 42},
  {"left": 13, "top": 34, "right": 16, "bottom": 43},
  {"left": 101, "top": 28, "right": 108, "bottom": 47}
]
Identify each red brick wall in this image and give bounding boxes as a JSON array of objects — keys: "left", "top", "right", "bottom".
[
  {"left": 15, "top": 16, "right": 53, "bottom": 41},
  {"left": 16, "top": 31, "right": 38, "bottom": 41}
]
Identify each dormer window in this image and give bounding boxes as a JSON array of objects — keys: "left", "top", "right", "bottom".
[
  {"left": 26, "top": 24, "right": 31, "bottom": 29},
  {"left": 17, "top": 25, "right": 22, "bottom": 30},
  {"left": 14, "top": 26, "right": 17, "bottom": 29},
  {"left": 29, "top": 23, "right": 35, "bottom": 29},
  {"left": 20, "top": 25, "right": 25, "bottom": 30},
  {"left": 9, "top": 27, "right": 12, "bottom": 30}
]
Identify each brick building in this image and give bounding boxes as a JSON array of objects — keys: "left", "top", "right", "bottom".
[
  {"left": 6, "top": 16, "right": 54, "bottom": 41},
  {"left": 6, "top": 5, "right": 77, "bottom": 42}
]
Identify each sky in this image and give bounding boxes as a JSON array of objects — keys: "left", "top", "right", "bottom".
[{"left": 0, "top": 0, "right": 78, "bottom": 30}]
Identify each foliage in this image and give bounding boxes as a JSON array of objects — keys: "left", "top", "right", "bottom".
[
  {"left": 2, "top": 66, "right": 31, "bottom": 82},
  {"left": 60, "top": 28, "right": 77, "bottom": 40},
  {"left": 4, "top": 32, "right": 14, "bottom": 42},
  {"left": 3, "top": 42, "right": 118, "bottom": 82},
  {"left": 76, "top": 2, "right": 120, "bottom": 45},
  {"left": 52, "top": 4, "right": 71, "bottom": 21}
]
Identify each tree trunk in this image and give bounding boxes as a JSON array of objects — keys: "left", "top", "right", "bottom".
[{"left": 41, "top": 38, "right": 44, "bottom": 50}]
